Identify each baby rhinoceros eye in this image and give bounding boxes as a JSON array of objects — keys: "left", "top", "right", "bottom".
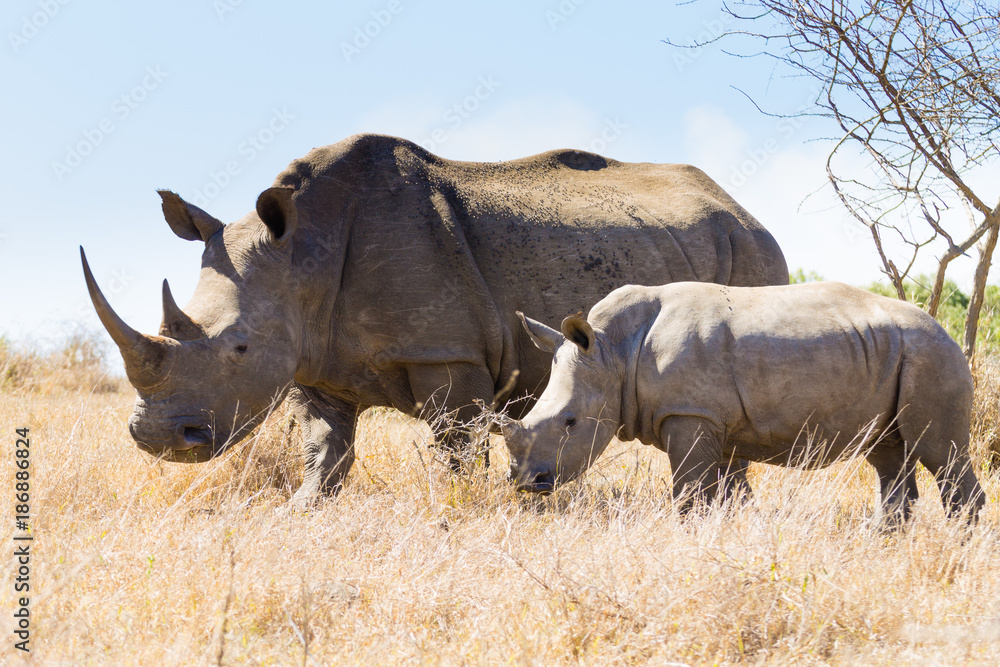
[{"left": 229, "top": 331, "right": 250, "bottom": 361}]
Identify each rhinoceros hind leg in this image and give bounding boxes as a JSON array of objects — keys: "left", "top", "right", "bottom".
[
  {"left": 660, "top": 416, "right": 724, "bottom": 514},
  {"left": 287, "top": 386, "right": 360, "bottom": 508},
  {"left": 918, "top": 446, "right": 984, "bottom": 522},
  {"left": 866, "top": 440, "right": 919, "bottom": 527},
  {"left": 899, "top": 396, "right": 986, "bottom": 522}
]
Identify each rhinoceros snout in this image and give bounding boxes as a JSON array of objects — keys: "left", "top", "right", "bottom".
[
  {"left": 513, "top": 466, "right": 554, "bottom": 494},
  {"left": 127, "top": 412, "right": 218, "bottom": 462}
]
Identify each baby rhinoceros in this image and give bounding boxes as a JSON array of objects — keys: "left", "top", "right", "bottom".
[{"left": 503, "top": 282, "right": 985, "bottom": 523}]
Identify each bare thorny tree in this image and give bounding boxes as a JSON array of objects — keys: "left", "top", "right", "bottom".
[{"left": 681, "top": 0, "right": 1000, "bottom": 356}]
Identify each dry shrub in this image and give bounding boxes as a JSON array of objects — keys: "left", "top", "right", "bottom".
[
  {"left": 1, "top": 366, "right": 999, "bottom": 664},
  {"left": 0, "top": 332, "right": 125, "bottom": 395}
]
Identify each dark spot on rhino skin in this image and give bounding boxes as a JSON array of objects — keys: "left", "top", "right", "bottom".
[
  {"left": 556, "top": 151, "right": 608, "bottom": 172},
  {"left": 582, "top": 255, "right": 604, "bottom": 272}
]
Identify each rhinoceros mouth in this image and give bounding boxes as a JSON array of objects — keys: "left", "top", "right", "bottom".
[
  {"left": 512, "top": 467, "right": 555, "bottom": 494},
  {"left": 134, "top": 438, "right": 217, "bottom": 461},
  {"left": 182, "top": 425, "right": 213, "bottom": 448},
  {"left": 516, "top": 481, "right": 554, "bottom": 495},
  {"left": 130, "top": 416, "right": 223, "bottom": 463},
  {"left": 154, "top": 445, "right": 217, "bottom": 463}
]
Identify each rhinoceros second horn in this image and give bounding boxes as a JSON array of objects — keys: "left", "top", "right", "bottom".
[{"left": 160, "top": 279, "right": 199, "bottom": 339}]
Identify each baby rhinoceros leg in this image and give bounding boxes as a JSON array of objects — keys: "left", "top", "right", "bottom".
[
  {"left": 659, "top": 416, "right": 725, "bottom": 514},
  {"left": 865, "top": 435, "right": 919, "bottom": 528},
  {"left": 897, "top": 358, "right": 985, "bottom": 523},
  {"left": 912, "top": 433, "right": 984, "bottom": 523}
]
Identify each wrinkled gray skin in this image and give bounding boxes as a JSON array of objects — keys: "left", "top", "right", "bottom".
[
  {"left": 81, "top": 133, "right": 787, "bottom": 507},
  {"left": 506, "top": 282, "right": 985, "bottom": 523}
]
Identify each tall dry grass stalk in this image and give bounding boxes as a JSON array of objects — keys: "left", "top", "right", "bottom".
[
  {"left": 972, "top": 355, "right": 1000, "bottom": 471},
  {"left": 2, "top": 356, "right": 999, "bottom": 664}
]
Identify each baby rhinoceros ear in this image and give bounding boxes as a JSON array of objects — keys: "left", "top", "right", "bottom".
[
  {"left": 517, "top": 311, "right": 563, "bottom": 353},
  {"left": 560, "top": 314, "right": 595, "bottom": 353}
]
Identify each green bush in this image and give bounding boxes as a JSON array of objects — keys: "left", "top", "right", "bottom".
[
  {"left": 864, "top": 275, "right": 1000, "bottom": 352},
  {"left": 788, "top": 269, "right": 999, "bottom": 353},
  {"left": 789, "top": 268, "right": 824, "bottom": 284}
]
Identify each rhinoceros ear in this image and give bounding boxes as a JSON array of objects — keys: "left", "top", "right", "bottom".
[
  {"left": 256, "top": 186, "right": 298, "bottom": 242},
  {"left": 561, "top": 315, "right": 595, "bottom": 353},
  {"left": 158, "top": 190, "right": 224, "bottom": 243},
  {"left": 517, "top": 311, "right": 562, "bottom": 353}
]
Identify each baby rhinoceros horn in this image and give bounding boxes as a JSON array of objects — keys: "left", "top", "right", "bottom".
[
  {"left": 501, "top": 419, "right": 524, "bottom": 443},
  {"left": 80, "top": 247, "right": 175, "bottom": 390}
]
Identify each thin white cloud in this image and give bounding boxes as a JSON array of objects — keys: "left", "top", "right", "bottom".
[
  {"left": 681, "top": 104, "right": 749, "bottom": 184},
  {"left": 434, "top": 97, "right": 602, "bottom": 161}
]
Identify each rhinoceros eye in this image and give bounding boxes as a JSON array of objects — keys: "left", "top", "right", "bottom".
[
  {"left": 565, "top": 416, "right": 576, "bottom": 428},
  {"left": 228, "top": 331, "right": 250, "bottom": 362}
]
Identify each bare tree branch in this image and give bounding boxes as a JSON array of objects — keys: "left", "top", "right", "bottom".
[{"left": 674, "top": 0, "right": 1000, "bottom": 354}]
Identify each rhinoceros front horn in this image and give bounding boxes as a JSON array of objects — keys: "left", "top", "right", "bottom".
[
  {"left": 501, "top": 419, "right": 524, "bottom": 442},
  {"left": 80, "top": 247, "right": 172, "bottom": 389}
]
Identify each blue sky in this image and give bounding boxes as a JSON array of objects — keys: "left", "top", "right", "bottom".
[{"left": 0, "top": 0, "right": 981, "bottom": 352}]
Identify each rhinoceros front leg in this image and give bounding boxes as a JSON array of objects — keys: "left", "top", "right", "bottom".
[
  {"left": 659, "top": 416, "right": 725, "bottom": 514},
  {"left": 406, "top": 362, "right": 496, "bottom": 470},
  {"left": 287, "top": 385, "right": 359, "bottom": 508}
]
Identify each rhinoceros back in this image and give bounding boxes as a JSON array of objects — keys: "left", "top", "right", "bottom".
[{"left": 269, "top": 134, "right": 788, "bottom": 413}]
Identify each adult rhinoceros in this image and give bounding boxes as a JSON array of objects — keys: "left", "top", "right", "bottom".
[
  {"left": 506, "top": 282, "right": 985, "bottom": 523},
  {"left": 81, "top": 133, "right": 787, "bottom": 506}
]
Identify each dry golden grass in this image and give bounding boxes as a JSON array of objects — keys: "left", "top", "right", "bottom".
[
  {"left": 2, "top": 356, "right": 1000, "bottom": 665},
  {"left": 1, "top": 334, "right": 125, "bottom": 395}
]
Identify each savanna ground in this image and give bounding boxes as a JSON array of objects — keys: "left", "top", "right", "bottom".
[{"left": 2, "top": 334, "right": 1000, "bottom": 665}]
